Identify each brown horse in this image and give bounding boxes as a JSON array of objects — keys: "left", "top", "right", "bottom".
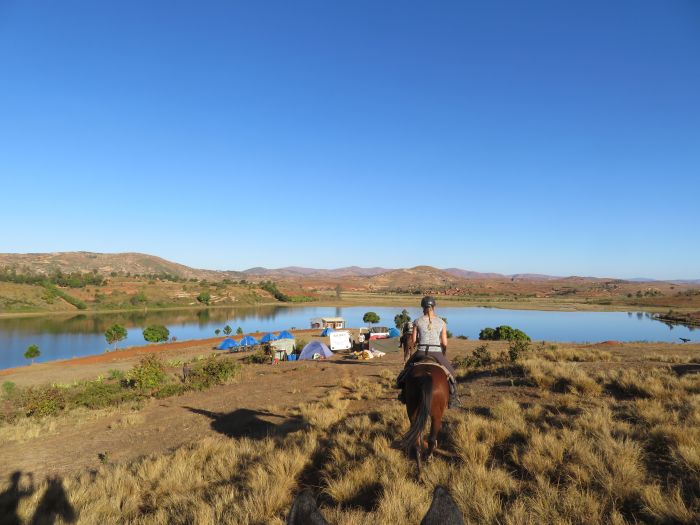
[
  {"left": 400, "top": 326, "right": 415, "bottom": 364},
  {"left": 396, "top": 360, "right": 449, "bottom": 473}
]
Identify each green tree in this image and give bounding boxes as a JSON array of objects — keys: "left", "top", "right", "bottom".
[
  {"left": 236, "top": 327, "right": 243, "bottom": 335},
  {"left": 142, "top": 325, "right": 170, "bottom": 343},
  {"left": 223, "top": 325, "right": 232, "bottom": 336},
  {"left": 214, "top": 329, "right": 221, "bottom": 336},
  {"left": 197, "top": 292, "right": 211, "bottom": 305},
  {"left": 363, "top": 311, "right": 380, "bottom": 327},
  {"left": 394, "top": 309, "right": 411, "bottom": 329},
  {"left": 479, "top": 325, "right": 531, "bottom": 342},
  {"left": 479, "top": 327, "right": 497, "bottom": 340},
  {"left": 104, "top": 324, "right": 128, "bottom": 351},
  {"left": 335, "top": 284, "right": 342, "bottom": 299},
  {"left": 24, "top": 344, "right": 40, "bottom": 364}
]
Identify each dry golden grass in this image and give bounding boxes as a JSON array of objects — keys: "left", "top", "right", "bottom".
[
  {"left": 521, "top": 358, "right": 603, "bottom": 396},
  {"left": 0, "top": 405, "right": 130, "bottom": 443},
  {"left": 7, "top": 352, "right": 700, "bottom": 524},
  {"left": 536, "top": 346, "right": 615, "bottom": 362}
]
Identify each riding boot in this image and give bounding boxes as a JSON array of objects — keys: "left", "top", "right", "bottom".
[{"left": 448, "top": 380, "right": 460, "bottom": 408}]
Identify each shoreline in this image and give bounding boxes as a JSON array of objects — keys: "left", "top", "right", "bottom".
[{"left": 0, "top": 296, "right": 691, "bottom": 320}]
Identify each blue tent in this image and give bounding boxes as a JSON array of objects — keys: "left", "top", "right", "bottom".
[
  {"left": 260, "top": 332, "right": 279, "bottom": 343},
  {"left": 239, "top": 335, "right": 258, "bottom": 347},
  {"left": 299, "top": 340, "right": 333, "bottom": 360},
  {"left": 320, "top": 327, "right": 334, "bottom": 336},
  {"left": 278, "top": 330, "right": 294, "bottom": 339},
  {"left": 217, "top": 338, "right": 239, "bottom": 350},
  {"left": 388, "top": 327, "right": 401, "bottom": 338}
]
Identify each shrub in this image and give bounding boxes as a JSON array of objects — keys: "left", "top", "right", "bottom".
[
  {"left": 72, "top": 381, "right": 135, "bottom": 409},
  {"left": 125, "top": 355, "right": 167, "bottom": 391},
  {"left": 107, "top": 369, "right": 125, "bottom": 380},
  {"left": 479, "top": 327, "right": 497, "bottom": 340},
  {"left": 243, "top": 351, "right": 269, "bottom": 365},
  {"left": 2, "top": 381, "right": 17, "bottom": 398},
  {"left": 479, "top": 325, "right": 531, "bottom": 342},
  {"left": 196, "top": 292, "right": 211, "bottom": 305},
  {"left": 223, "top": 325, "right": 232, "bottom": 336},
  {"left": 24, "top": 386, "right": 66, "bottom": 417},
  {"left": 508, "top": 339, "right": 531, "bottom": 362},
  {"left": 295, "top": 339, "right": 307, "bottom": 353},
  {"left": 188, "top": 356, "right": 241, "bottom": 389},
  {"left": 473, "top": 344, "right": 492, "bottom": 366},
  {"left": 142, "top": 325, "right": 170, "bottom": 343},
  {"left": 154, "top": 383, "right": 188, "bottom": 399}
]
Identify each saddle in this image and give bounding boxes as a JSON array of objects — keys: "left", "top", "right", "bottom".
[{"left": 411, "top": 355, "right": 453, "bottom": 382}]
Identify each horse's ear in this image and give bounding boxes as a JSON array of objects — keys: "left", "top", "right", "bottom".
[
  {"left": 420, "top": 486, "right": 464, "bottom": 525},
  {"left": 287, "top": 489, "right": 330, "bottom": 525}
]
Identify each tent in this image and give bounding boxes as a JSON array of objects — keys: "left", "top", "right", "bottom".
[
  {"left": 217, "top": 338, "right": 239, "bottom": 350},
  {"left": 260, "top": 332, "right": 279, "bottom": 343},
  {"left": 239, "top": 335, "right": 258, "bottom": 347},
  {"left": 277, "top": 330, "right": 294, "bottom": 339},
  {"left": 299, "top": 340, "right": 333, "bottom": 360},
  {"left": 388, "top": 327, "right": 401, "bottom": 338},
  {"left": 320, "top": 327, "right": 335, "bottom": 337}
]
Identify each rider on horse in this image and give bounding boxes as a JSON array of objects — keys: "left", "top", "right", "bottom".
[{"left": 397, "top": 296, "right": 459, "bottom": 408}]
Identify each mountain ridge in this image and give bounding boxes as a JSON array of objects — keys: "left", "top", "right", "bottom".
[{"left": 0, "top": 252, "right": 696, "bottom": 284}]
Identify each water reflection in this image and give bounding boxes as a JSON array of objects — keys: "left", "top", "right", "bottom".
[{"left": 0, "top": 305, "right": 696, "bottom": 370}]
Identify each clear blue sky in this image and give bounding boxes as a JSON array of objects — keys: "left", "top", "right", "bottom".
[{"left": 1, "top": 1, "right": 698, "bottom": 279}]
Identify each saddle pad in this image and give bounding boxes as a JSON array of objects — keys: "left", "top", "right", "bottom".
[{"left": 413, "top": 361, "right": 452, "bottom": 380}]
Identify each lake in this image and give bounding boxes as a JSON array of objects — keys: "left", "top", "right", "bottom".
[{"left": 0, "top": 305, "right": 696, "bottom": 370}]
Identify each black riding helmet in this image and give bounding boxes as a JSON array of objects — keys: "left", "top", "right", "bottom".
[{"left": 420, "top": 296, "right": 436, "bottom": 309}]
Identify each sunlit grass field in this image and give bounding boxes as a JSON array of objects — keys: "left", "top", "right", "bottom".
[{"left": 4, "top": 341, "right": 699, "bottom": 524}]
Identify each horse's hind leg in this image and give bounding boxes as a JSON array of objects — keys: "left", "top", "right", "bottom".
[{"left": 426, "top": 416, "right": 442, "bottom": 460}]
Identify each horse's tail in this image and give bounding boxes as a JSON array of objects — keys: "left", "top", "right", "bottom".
[{"left": 398, "top": 373, "right": 433, "bottom": 451}]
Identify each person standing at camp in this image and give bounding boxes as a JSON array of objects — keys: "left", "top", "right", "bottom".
[{"left": 396, "top": 296, "right": 459, "bottom": 407}]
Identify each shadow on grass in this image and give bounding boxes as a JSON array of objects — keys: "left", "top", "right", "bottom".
[
  {"left": 0, "top": 471, "right": 76, "bottom": 525},
  {"left": 185, "top": 406, "right": 304, "bottom": 439}
]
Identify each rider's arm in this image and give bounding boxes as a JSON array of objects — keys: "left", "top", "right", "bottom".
[
  {"left": 411, "top": 324, "right": 418, "bottom": 347},
  {"left": 440, "top": 323, "right": 448, "bottom": 354}
]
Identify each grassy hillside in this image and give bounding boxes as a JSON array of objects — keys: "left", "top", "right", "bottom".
[
  {"left": 0, "top": 277, "right": 314, "bottom": 314},
  {"left": 0, "top": 252, "right": 241, "bottom": 281}
]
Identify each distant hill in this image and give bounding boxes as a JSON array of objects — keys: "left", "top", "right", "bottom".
[
  {"left": 1, "top": 252, "right": 697, "bottom": 287},
  {"left": 0, "top": 252, "right": 243, "bottom": 281},
  {"left": 365, "top": 266, "right": 468, "bottom": 290},
  {"left": 442, "top": 268, "right": 506, "bottom": 280},
  {"left": 242, "top": 266, "right": 390, "bottom": 278}
]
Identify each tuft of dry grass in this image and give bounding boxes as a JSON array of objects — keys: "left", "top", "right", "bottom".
[
  {"left": 341, "top": 376, "right": 384, "bottom": 401},
  {"left": 297, "top": 390, "right": 350, "bottom": 430},
  {"left": 536, "top": 346, "right": 615, "bottom": 362},
  {"left": 521, "top": 358, "right": 603, "bottom": 396}
]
